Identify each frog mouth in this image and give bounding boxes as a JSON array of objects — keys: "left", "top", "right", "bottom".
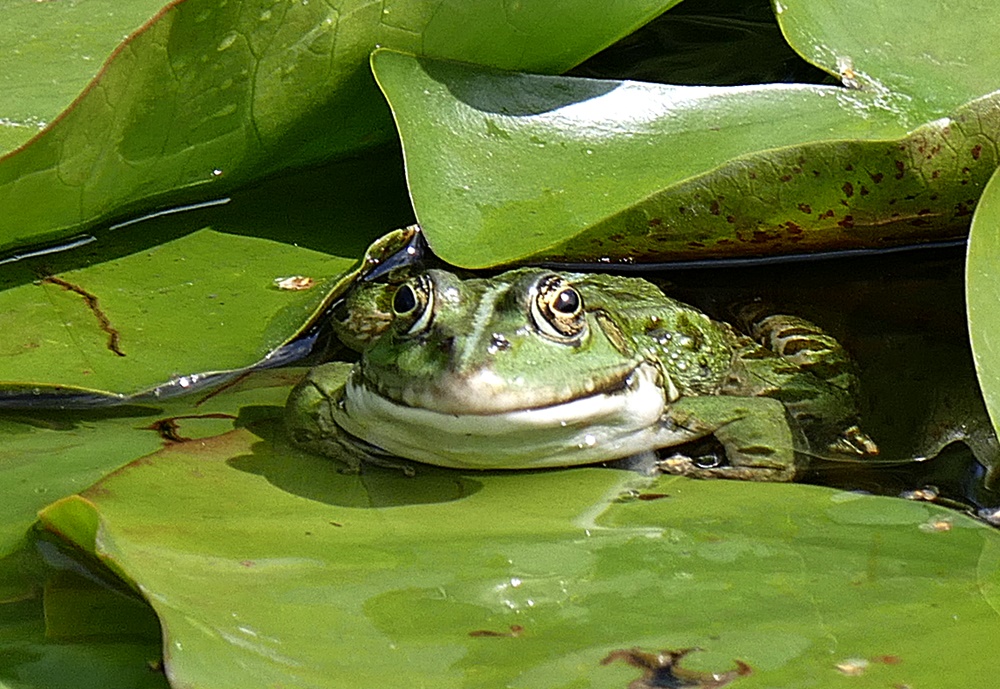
[
  {"left": 343, "top": 362, "right": 677, "bottom": 429},
  {"left": 353, "top": 360, "right": 672, "bottom": 416}
]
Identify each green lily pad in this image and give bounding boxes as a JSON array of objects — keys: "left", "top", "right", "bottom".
[
  {"left": 0, "top": 0, "right": 166, "bottom": 156},
  {"left": 0, "top": 597, "right": 167, "bottom": 689},
  {"left": 373, "top": 0, "right": 1000, "bottom": 268},
  {"left": 34, "top": 366, "right": 1000, "bottom": 687},
  {"left": 777, "top": 0, "right": 999, "bottom": 110},
  {"left": 0, "top": 365, "right": 301, "bottom": 562},
  {"left": 967, "top": 166, "right": 1000, "bottom": 440},
  {"left": 0, "top": 228, "right": 350, "bottom": 400},
  {"left": 0, "top": 0, "right": 678, "bottom": 255}
]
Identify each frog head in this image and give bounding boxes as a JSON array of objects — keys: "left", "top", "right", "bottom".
[
  {"left": 293, "top": 268, "right": 684, "bottom": 469},
  {"left": 356, "top": 268, "right": 649, "bottom": 414}
]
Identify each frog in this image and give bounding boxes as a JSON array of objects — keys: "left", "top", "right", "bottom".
[{"left": 285, "top": 267, "right": 879, "bottom": 481}]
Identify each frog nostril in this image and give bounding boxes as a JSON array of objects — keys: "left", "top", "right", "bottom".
[
  {"left": 488, "top": 333, "right": 511, "bottom": 353},
  {"left": 437, "top": 336, "right": 456, "bottom": 355}
]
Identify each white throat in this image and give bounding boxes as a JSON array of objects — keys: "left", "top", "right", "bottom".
[{"left": 335, "top": 363, "right": 689, "bottom": 469}]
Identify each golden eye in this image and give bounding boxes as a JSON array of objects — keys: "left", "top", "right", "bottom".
[
  {"left": 551, "top": 286, "right": 581, "bottom": 316},
  {"left": 392, "top": 273, "right": 435, "bottom": 335},
  {"left": 530, "top": 274, "right": 587, "bottom": 342}
]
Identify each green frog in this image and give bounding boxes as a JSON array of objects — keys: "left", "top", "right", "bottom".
[{"left": 286, "top": 268, "right": 878, "bottom": 480}]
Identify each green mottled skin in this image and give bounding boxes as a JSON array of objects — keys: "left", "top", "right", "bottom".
[{"left": 287, "top": 268, "right": 877, "bottom": 480}]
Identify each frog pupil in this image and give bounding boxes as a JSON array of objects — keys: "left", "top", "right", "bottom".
[
  {"left": 393, "top": 285, "right": 418, "bottom": 315},
  {"left": 553, "top": 288, "right": 580, "bottom": 314}
]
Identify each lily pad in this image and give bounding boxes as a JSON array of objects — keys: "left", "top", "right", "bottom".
[
  {"left": 373, "top": 0, "right": 1000, "bottom": 268},
  {"left": 0, "top": 0, "right": 678, "bottom": 255},
  {"left": 967, "top": 166, "right": 1000, "bottom": 439},
  {"left": 0, "top": 0, "right": 166, "bottom": 155},
  {"left": 0, "top": 598, "right": 166, "bottom": 689},
  {"left": 0, "top": 228, "right": 350, "bottom": 401},
  {"left": 0, "top": 365, "right": 301, "bottom": 562},
  {"left": 33, "top": 366, "right": 1000, "bottom": 687}
]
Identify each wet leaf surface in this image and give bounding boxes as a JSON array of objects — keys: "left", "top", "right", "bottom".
[
  {"left": 0, "top": 0, "right": 167, "bottom": 156},
  {"left": 0, "top": 0, "right": 677, "bottom": 254},
  {"left": 0, "top": 367, "right": 298, "bottom": 561},
  {"left": 0, "top": 228, "right": 351, "bottom": 400},
  {"left": 24, "top": 365, "right": 1000, "bottom": 688},
  {"left": 967, "top": 166, "right": 1000, "bottom": 449},
  {"left": 374, "top": 0, "right": 1000, "bottom": 268}
]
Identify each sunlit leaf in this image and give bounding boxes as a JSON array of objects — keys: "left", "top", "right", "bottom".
[
  {"left": 374, "top": 0, "right": 1000, "bottom": 267},
  {"left": 0, "top": 0, "right": 166, "bottom": 155},
  {"left": 777, "top": 0, "right": 1000, "bottom": 111},
  {"left": 34, "top": 375, "right": 1000, "bottom": 688},
  {"left": 0, "top": 0, "right": 677, "bottom": 254},
  {"left": 967, "top": 166, "right": 1000, "bottom": 445},
  {"left": 0, "top": 228, "right": 349, "bottom": 400}
]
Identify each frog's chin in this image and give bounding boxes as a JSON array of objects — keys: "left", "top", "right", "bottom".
[{"left": 334, "top": 363, "right": 693, "bottom": 470}]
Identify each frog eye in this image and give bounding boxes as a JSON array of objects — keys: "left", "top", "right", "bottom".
[
  {"left": 392, "top": 273, "right": 435, "bottom": 335},
  {"left": 530, "top": 274, "right": 588, "bottom": 341}
]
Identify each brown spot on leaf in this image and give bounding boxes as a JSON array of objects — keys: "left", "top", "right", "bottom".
[
  {"left": 647, "top": 218, "right": 663, "bottom": 227},
  {"left": 845, "top": 163, "right": 854, "bottom": 171},
  {"left": 819, "top": 209, "right": 835, "bottom": 219},
  {"left": 860, "top": 186, "right": 870, "bottom": 196},
  {"left": 709, "top": 200, "right": 721, "bottom": 215},
  {"left": 144, "top": 413, "right": 239, "bottom": 444},
  {"left": 687, "top": 241, "right": 707, "bottom": 249},
  {"left": 838, "top": 216, "right": 855, "bottom": 229},
  {"left": 972, "top": 144, "right": 982, "bottom": 160},
  {"left": 909, "top": 218, "right": 931, "bottom": 227},
  {"left": 872, "top": 655, "right": 903, "bottom": 665},
  {"left": 469, "top": 625, "right": 524, "bottom": 638},
  {"left": 894, "top": 161, "right": 905, "bottom": 179},
  {"left": 956, "top": 202, "right": 972, "bottom": 216},
  {"left": 842, "top": 182, "right": 854, "bottom": 197},
  {"left": 726, "top": 215, "right": 736, "bottom": 224},
  {"left": 40, "top": 276, "right": 125, "bottom": 356},
  {"left": 779, "top": 174, "right": 793, "bottom": 182},
  {"left": 869, "top": 172, "right": 884, "bottom": 184},
  {"left": 601, "top": 648, "right": 751, "bottom": 689},
  {"left": 931, "top": 169, "right": 941, "bottom": 179},
  {"left": 797, "top": 203, "right": 812, "bottom": 214},
  {"left": 678, "top": 206, "right": 687, "bottom": 214},
  {"left": 785, "top": 222, "right": 803, "bottom": 234},
  {"left": 918, "top": 208, "right": 932, "bottom": 216}
]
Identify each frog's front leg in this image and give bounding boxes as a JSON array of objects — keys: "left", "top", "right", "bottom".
[
  {"left": 285, "top": 364, "right": 416, "bottom": 476},
  {"left": 658, "top": 396, "right": 797, "bottom": 482}
]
